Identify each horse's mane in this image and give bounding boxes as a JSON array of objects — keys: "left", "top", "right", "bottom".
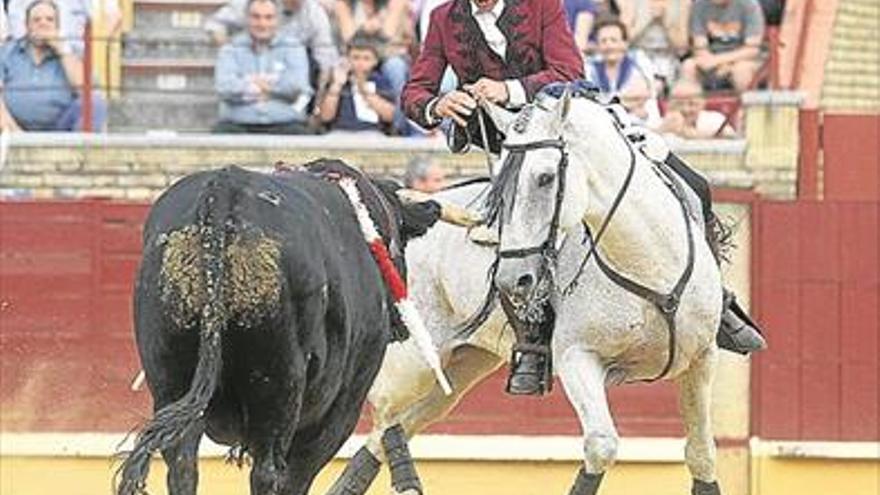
[{"left": 482, "top": 151, "right": 526, "bottom": 226}]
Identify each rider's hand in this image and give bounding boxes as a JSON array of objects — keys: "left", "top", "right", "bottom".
[
  {"left": 433, "top": 90, "right": 477, "bottom": 127},
  {"left": 464, "top": 78, "right": 509, "bottom": 105}
]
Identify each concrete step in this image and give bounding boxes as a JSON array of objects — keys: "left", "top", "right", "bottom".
[
  {"left": 123, "top": 30, "right": 217, "bottom": 60},
  {"left": 132, "top": 0, "right": 225, "bottom": 32},
  {"left": 122, "top": 62, "right": 215, "bottom": 95},
  {"left": 836, "top": 1, "right": 880, "bottom": 17},
  {"left": 830, "top": 36, "right": 880, "bottom": 52},
  {"left": 109, "top": 93, "right": 218, "bottom": 132}
]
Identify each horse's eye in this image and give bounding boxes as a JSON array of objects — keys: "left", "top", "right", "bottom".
[{"left": 537, "top": 172, "right": 555, "bottom": 188}]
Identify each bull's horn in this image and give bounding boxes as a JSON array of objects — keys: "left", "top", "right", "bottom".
[{"left": 396, "top": 189, "right": 482, "bottom": 228}]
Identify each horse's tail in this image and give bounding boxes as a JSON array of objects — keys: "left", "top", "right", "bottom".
[
  {"left": 117, "top": 176, "right": 232, "bottom": 495},
  {"left": 706, "top": 212, "right": 734, "bottom": 265}
]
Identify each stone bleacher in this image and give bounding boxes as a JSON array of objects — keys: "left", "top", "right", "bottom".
[
  {"left": 821, "top": 0, "right": 880, "bottom": 112},
  {"left": 110, "top": 0, "right": 224, "bottom": 132}
]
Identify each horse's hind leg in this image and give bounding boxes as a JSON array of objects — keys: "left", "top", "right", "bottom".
[
  {"left": 557, "top": 346, "right": 618, "bottom": 495},
  {"left": 161, "top": 419, "right": 203, "bottom": 495},
  {"left": 677, "top": 347, "right": 721, "bottom": 495}
]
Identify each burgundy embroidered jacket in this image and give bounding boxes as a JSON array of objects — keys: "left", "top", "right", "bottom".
[{"left": 402, "top": 0, "right": 585, "bottom": 129}]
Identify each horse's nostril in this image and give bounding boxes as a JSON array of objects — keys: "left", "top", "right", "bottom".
[{"left": 516, "top": 273, "right": 534, "bottom": 290}]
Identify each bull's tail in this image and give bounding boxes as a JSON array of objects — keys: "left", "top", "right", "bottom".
[{"left": 117, "top": 179, "right": 231, "bottom": 495}]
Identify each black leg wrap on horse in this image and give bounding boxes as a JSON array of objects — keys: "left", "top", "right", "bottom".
[
  {"left": 325, "top": 447, "right": 380, "bottom": 495},
  {"left": 382, "top": 424, "right": 423, "bottom": 494},
  {"left": 568, "top": 467, "right": 605, "bottom": 495},
  {"left": 692, "top": 479, "right": 722, "bottom": 495}
]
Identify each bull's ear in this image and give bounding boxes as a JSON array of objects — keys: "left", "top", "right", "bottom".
[{"left": 483, "top": 102, "right": 517, "bottom": 134}]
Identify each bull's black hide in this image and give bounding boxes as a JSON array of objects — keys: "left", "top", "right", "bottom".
[{"left": 118, "top": 164, "right": 434, "bottom": 495}]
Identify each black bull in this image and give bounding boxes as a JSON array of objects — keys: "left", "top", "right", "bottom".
[{"left": 118, "top": 163, "right": 438, "bottom": 495}]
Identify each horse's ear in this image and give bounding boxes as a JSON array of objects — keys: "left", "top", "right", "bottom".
[
  {"left": 555, "top": 85, "right": 573, "bottom": 124},
  {"left": 483, "top": 102, "right": 517, "bottom": 134}
]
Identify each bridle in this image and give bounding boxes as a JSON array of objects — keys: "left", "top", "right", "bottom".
[
  {"left": 491, "top": 113, "right": 696, "bottom": 382},
  {"left": 497, "top": 138, "right": 569, "bottom": 262},
  {"left": 495, "top": 125, "right": 638, "bottom": 299}
]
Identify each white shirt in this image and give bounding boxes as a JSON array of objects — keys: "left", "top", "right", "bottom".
[
  {"left": 425, "top": 0, "right": 527, "bottom": 124},
  {"left": 471, "top": 0, "right": 507, "bottom": 59}
]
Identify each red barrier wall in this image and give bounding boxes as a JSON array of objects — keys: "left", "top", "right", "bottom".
[
  {"left": 752, "top": 200, "right": 879, "bottom": 441},
  {"left": 0, "top": 200, "right": 682, "bottom": 437}
]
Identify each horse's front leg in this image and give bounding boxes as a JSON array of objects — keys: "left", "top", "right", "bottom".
[
  {"left": 558, "top": 346, "right": 618, "bottom": 495},
  {"left": 677, "top": 347, "right": 722, "bottom": 495},
  {"left": 326, "top": 344, "right": 501, "bottom": 495},
  {"left": 383, "top": 345, "right": 502, "bottom": 495}
]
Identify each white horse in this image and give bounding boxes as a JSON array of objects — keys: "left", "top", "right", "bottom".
[{"left": 327, "top": 90, "right": 725, "bottom": 495}]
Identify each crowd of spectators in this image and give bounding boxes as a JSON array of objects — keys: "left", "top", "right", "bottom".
[{"left": 0, "top": 0, "right": 779, "bottom": 139}]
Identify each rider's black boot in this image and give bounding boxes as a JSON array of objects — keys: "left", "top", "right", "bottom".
[
  {"left": 507, "top": 344, "right": 551, "bottom": 395},
  {"left": 717, "top": 290, "right": 767, "bottom": 354}
]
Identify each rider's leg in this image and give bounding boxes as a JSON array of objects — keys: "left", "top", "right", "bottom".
[
  {"left": 500, "top": 295, "right": 556, "bottom": 396},
  {"left": 665, "top": 151, "right": 767, "bottom": 354}
]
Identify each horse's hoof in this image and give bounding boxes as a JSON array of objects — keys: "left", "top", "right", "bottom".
[
  {"left": 392, "top": 489, "right": 423, "bottom": 495},
  {"left": 691, "top": 479, "right": 721, "bottom": 495}
]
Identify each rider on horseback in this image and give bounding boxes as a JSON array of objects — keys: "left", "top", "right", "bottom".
[{"left": 402, "top": 0, "right": 764, "bottom": 396}]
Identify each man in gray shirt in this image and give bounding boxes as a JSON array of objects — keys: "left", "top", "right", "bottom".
[
  {"left": 206, "top": 0, "right": 338, "bottom": 81},
  {"left": 213, "top": 0, "right": 314, "bottom": 133},
  {"left": 681, "top": 0, "right": 765, "bottom": 91}
]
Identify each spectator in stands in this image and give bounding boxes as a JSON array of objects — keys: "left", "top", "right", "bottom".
[
  {"left": 619, "top": 0, "right": 690, "bottom": 92},
  {"left": 682, "top": 0, "right": 765, "bottom": 92},
  {"left": 334, "top": 0, "right": 413, "bottom": 133},
  {"left": 0, "top": 0, "right": 107, "bottom": 131},
  {"left": 318, "top": 31, "right": 395, "bottom": 134},
  {"left": 1, "top": 3, "right": 8, "bottom": 41},
  {"left": 587, "top": 18, "right": 660, "bottom": 127},
  {"left": 404, "top": 154, "right": 446, "bottom": 193},
  {"left": 563, "top": 0, "right": 598, "bottom": 54},
  {"left": 213, "top": 0, "right": 314, "bottom": 134},
  {"left": 7, "top": 0, "right": 121, "bottom": 55},
  {"left": 205, "top": 0, "right": 339, "bottom": 84},
  {"left": 658, "top": 78, "right": 735, "bottom": 138}
]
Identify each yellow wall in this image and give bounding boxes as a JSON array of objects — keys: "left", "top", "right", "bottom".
[
  {"left": 751, "top": 457, "right": 880, "bottom": 495},
  {"left": 3, "top": 456, "right": 879, "bottom": 495}
]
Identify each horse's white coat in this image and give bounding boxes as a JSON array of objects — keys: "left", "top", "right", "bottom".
[{"left": 360, "top": 95, "right": 724, "bottom": 492}]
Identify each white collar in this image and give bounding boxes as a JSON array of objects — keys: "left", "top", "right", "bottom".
[{"left": 470, "top": 0, "right": 505, "bottom": 17}]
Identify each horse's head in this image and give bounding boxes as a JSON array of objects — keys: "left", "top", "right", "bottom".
[{"left": 482, "top": 87, "right": 629, "bottom": 307}]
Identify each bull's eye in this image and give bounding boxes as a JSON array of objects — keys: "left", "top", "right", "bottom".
[{"left": 537, "top": 172, "right": 555, "bottom": 188}]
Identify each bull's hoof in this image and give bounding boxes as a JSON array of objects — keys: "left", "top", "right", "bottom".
[{"left": 691, "top": 479, "right": 721, "bottom": 495}]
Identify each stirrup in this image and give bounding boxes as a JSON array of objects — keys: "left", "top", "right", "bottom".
[
  {"left": 717, "top": 292, "right": 767, "bottom": 355},
  {"left": 506, "top": 343, "right": 553, "bottom": 396}
]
